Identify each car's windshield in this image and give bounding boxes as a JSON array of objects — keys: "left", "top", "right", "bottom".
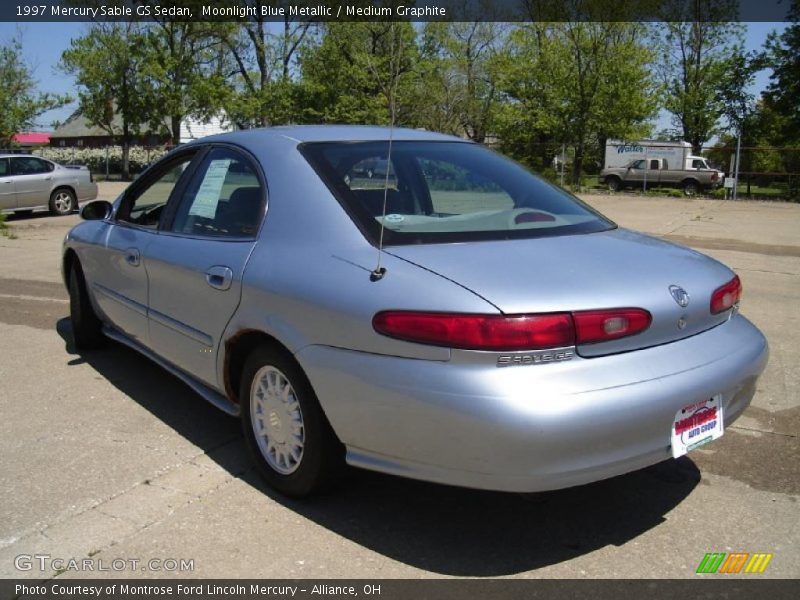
[{"left": 301, "top": 141, "right": 614, "bottom": 245}]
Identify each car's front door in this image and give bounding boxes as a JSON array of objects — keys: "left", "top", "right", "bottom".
[
  {"left": 625, "top": 159, "right": 646, "bottom": 184},
  {"left": 0, "top": 158, "right": 15, "bottom": 209},
  {"left": 85, "top": 152, "right": 198, "bottom": 344},
  {"left": 144, "top": 146, "right": 266, "bottom": 387},
  {"left": 9, "top": 157, "right": 53, "bottom": 208}
]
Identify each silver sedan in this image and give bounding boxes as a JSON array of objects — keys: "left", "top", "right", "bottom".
[
  {"left": 62, "top": 127, "right": 768, "bottom": 497},
  {"left": 0, "top": 154, "right": 97, "bottom": 216}
]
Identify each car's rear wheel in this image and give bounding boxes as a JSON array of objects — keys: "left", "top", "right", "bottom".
[
  {"left": 683, "top": 180, "right": 700, "bottom": 196},
  {"left": 240, "top": 344, "right": 344, "bottom": 497},
  {"left": 606, "top": 176, "right": 621, "bottom": 192},
  {"left": 50, "top": 189, "right": 76, "bottom": 216},
  {"left": 68, "top": 263, "right": 104, "bottom": 350}
]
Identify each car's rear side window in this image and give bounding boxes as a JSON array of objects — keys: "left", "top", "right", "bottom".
[
  {"left": 11, "top": 157, "right": 53, "bottom": 175},
  {"left": 171, "top": 147, "right": 264, "bottom": 239},
  {"left": 301, "top": 141, "right": 614, "bottom": 245}
]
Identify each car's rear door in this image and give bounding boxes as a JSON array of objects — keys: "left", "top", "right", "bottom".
[
  {"left": 0, "top": 158, "right": 15, "bottom": 209},
  {"left": 82, "top": 151, "right": 199, "bottom": 344},
  {"left": 143, "top": 145, "right": 266, "bottom": 387},
  {"left": 9, "top": 157, "right": 53, "bottom": 208}
]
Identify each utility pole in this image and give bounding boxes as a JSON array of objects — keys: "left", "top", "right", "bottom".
[
  {"left": 642, "top": 146, "right": 648, "bottom": 193},
  {"left": 733, "top": 129, "right": 742, "bottom": 201}
]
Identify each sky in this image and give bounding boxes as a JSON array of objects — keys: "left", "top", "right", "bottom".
[{"left": 0, "top": 21, "right": 789, "bottom": 133}]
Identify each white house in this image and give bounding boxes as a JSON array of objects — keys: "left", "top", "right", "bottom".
[{"left": 180, "top": 114, "right": 236, "bottom": 144}]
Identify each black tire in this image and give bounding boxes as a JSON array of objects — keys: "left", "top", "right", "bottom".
[
  {"left": 68, "top": 263, "right": 104, "bottom": 350},
  {"left": 683, "top": 180, "right": 699, "bottom": 196},
  {"left": 240, "top": 344, "right": 344, "bottom": 497},
  {"left": 606, "top": 177, "right": 621, "bottom": 192},
  {"left": 50, "top": 188, "right": 76, "bottom": 216}
]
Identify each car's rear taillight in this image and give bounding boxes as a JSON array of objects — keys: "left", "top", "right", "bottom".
[
  {"left": 373, "top": 307, "right": 652, "bottom": 351},
  {"left": 372, "top": 311, "right": 575, "bottom": 351},
  {"left": 710, "top": 275, "right": 741, "bottom": 314},
  {"left": 573, "top": 308, "right": 652, "bottom": 344}
]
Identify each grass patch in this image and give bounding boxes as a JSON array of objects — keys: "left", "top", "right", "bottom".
[{"left": 0, "top": 213, "right": 17, "bottom": 239}]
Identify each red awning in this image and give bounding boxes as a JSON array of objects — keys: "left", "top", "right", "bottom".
[{"left": 12, "top": 132, "right": 51, "bottom": 144}]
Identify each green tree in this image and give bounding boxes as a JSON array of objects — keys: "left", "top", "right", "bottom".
[
  {"left": 61, "top": 23, "right": 155, "bottom": 179},
  {"left": 139, "top": 16, "right": 229, "bottom": 144},
  {"left": 217, "top": 6, "right": 316, "bottom": 127},
  {"left": 763, "top": 1, "right": 800, "bottom": 135},
  {"left": 416, "top": 19, "right": 507, "bottom": 142},
  {"left": 0, "top": 36, "right": 69, "bottom": 146},
  {"left": 496, "top": 22, "right": 658, "bottom": 184},
  {"left": 658, "top": 1, "right": 745, "bottom": 153},
  {"left": 300, "top": 21, "right": 419, "bottom": 125}
]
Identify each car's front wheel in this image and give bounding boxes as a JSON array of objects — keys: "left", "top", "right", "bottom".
[
  {"left": 240, "top": 344, "right": 344, "bottom": 497},
  {"left": 68, "top": 263, "right": 104, "bottom": 350},
  {"left": 50, "top": 189, "right": 76, "bottom": 216}
]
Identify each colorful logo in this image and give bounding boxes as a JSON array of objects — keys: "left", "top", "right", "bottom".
[
  {"left": 616, "top": 144, "right": 644, "bottom": 154},
  {"left": 696, "top": 552, "right": 773, "bottom": 574}
]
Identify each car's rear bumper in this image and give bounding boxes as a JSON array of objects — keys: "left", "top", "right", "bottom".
[{"left": 296, "top": 314, "right": 768, "bottom": 492}]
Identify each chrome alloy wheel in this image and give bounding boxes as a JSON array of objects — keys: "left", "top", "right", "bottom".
[
  {"left": 54, "top": 191, "right": 73, "bottom": 212},
  {"left": 250, "top": 365, "right": 305, "bottom": 474}
]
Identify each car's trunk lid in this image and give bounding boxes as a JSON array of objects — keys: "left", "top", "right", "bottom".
[{"left": 386, "top": 228, "right": 735, "bottom": 357}]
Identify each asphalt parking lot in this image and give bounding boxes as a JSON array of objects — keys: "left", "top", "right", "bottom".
[{"left": 0, "top": 187, "right": 798, "bottom": 579}]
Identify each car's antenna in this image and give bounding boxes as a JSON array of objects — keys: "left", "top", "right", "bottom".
[{"left": 368, "top": 23, "right": 402, "bottom": 282}]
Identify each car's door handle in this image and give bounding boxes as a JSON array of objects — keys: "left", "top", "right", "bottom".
[
  {"left": 205, "top": 266, "right": 233, "bottom": 291},
  {"left": 125, "top": 248, "right": 141, "bottom": 267}
]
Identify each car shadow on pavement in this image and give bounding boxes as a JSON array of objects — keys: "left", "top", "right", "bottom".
[
  {"left": 58, "top": 317, "right": 701, "bottom": 577},
  {"left": 4, "top": 210, "right": 76, "bottom": 221}
]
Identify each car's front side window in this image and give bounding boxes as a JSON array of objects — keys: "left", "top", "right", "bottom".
[
  {"left": 0, "top": 158, "right": 8, "bottom": 176},
  {"left": 118, "top": 157, "right": 193, "bottom": 229},
  {"left": 170, "top": 147, "right": 264, "bottom": 238}
]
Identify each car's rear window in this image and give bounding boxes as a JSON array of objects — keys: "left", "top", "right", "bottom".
[{"left": 301, "top": 141, "right": 614, "bottom": 245}]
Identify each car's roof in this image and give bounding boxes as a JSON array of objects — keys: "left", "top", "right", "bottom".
[{"left": 193, "top": 125, "right": 468, "bottom": 147}]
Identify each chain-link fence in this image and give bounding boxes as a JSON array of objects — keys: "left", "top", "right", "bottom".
[{"left": 507, "top": 142, "right": 800, "bottom": 201}]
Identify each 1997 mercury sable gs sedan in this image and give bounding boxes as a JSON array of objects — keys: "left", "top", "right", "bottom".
[{"left": 63, "top": 126, "right": 768, "bottom": 497}]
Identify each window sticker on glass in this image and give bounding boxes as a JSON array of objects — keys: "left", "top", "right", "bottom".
[{"left": 188, "top": 159, "right": 232, "bottom": 218}]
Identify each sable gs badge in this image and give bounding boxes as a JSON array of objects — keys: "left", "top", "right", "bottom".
[{"left": 671, "top": 395, "right": 724, "bottom": 458}]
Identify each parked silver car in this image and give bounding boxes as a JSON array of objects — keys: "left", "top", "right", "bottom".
[
  {"left": 0, "top": 154, "right": 97, "bottom": 216},
  {"left": 63, "top": 126, "right": 768, "bottom": 497}
]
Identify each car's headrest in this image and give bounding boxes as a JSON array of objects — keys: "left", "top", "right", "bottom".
[
  {"left": 223, "top": 187, "right": 263, "bottom": 235},
  {"left": 353, "top": 188, "right": 413, "bottom": 216}
]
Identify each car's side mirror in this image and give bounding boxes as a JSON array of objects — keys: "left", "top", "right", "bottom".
[{"left": 81, "top": 200, "right": 113, "bottom": 221}]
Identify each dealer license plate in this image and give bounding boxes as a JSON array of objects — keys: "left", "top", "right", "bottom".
[{"left": 671, "top": 395, "right": 724, "bottom": 458}]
